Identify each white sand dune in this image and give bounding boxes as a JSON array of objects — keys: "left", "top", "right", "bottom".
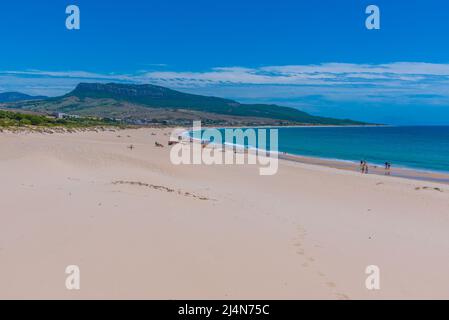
[{"left": 1, "top": 128, "right": 449, "bottom": 299}]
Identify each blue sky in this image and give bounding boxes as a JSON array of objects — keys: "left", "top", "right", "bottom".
[{"left": 1, "top": 0, "right": 449, "bottom": 124}]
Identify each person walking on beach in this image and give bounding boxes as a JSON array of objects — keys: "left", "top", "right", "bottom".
[{"left": 385, "top": 162, "right": 391, "bottom": 175}]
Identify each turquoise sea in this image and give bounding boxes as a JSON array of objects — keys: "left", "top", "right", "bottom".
[{"left": 213, "top": 126, "right": 449, "bottom": 173}]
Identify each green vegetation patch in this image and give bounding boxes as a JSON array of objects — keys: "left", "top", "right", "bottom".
[{"left": 0, "top": 110, "right": 122, "bottom": 128}]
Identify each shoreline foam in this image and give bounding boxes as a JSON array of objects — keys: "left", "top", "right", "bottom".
[{"left": 185, "top": 127, "right": 449, "bottom": 185}]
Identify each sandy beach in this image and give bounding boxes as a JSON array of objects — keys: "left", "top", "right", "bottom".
[{"left": 1, "top": 128, "right": 449, "bottom": 300}]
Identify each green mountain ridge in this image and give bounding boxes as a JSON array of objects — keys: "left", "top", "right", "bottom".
[
  {"left": 3, "top": 83, "right": 368, "bottom": 126},
  {"left": 0, "top": 92, "right": 48, "bottom": 103}
]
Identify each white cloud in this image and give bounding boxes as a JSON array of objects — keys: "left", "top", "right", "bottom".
[
  {"left": 135, "top": 62, "right": 449, "bottom": 89},
  {"left": 1, "top": 62, "right": 449, "bottom": 105}
]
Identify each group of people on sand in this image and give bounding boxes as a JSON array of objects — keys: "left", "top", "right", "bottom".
[{"left": 360, "top": 160, "right": 392, "bottom": 175}]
